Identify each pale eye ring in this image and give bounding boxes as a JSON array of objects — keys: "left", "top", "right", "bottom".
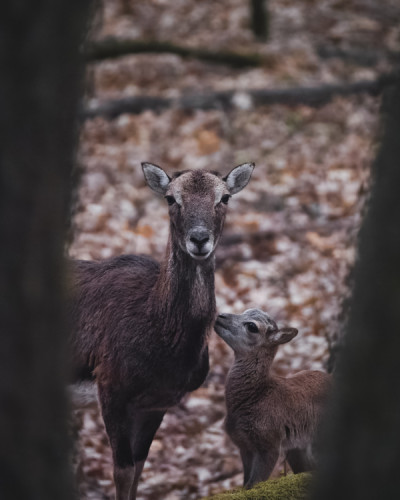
[{"left": 245, "top": 322, "right": 259, "bottom": 334}]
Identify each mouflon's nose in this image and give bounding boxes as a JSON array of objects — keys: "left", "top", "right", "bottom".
[{"left": 189, "top": 228, "right": 210, "bottom": 249}]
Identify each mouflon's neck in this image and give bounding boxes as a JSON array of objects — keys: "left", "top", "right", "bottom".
[{"left": 151, "top": 235, "right": 216, "bottom": 345}]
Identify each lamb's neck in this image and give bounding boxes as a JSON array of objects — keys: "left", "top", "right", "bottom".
[
  {"left": 227, "top": 349, "right": 278, "bottom": 404},
  {"left": 151, "top": 237, "right": 216, "bottom": 344},
  {"left": 236, "top": 347, "right": 277, "bottom": 376}
]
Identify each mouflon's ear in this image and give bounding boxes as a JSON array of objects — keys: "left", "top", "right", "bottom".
[
  {"left": 142, "top": 162, "right": 171, "bottom": 194},
  {"left": 270, "top": 327, "right": 298, "bottom": 345},
  {"left": 223, "top": 162, "right": 255, "bottom": 195}
]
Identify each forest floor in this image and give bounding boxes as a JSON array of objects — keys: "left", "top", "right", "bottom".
[{"left": 68, "top": 0, "right": 399, "bottom": 498}]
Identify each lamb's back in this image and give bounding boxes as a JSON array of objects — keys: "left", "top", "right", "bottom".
[{"left": 225, "top": 369, "right": 331, "bottom": 449}]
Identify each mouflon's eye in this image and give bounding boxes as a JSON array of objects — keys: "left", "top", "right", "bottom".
[
  {"left": 245, "top": 322, "right": 259, "bottom": 333},
  {"left": 221, "top": 194, "right": 231, "bottom": 205},
  {"left": 165, "top": 195, "right": 176, "bottom": 206}
]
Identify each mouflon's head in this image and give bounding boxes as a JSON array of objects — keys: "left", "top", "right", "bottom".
[
  {"left": 214, "top": 308, "right": 297, "bottom": 355},
  {"left": 142, "top": 162, "right": 254, "bottom": 261}
]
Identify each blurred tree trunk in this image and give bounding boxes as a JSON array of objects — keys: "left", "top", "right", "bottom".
[
  {"left": 312, "top": 81, "right": 400, "bottom": 498},
  {"left": 250, "top": 0, "right": 269, "bottom": 40},
  {"left": 325, "top": 267, "right": 354, "bottom": 373},
  {"left": 0, "top": 1, "right": 91, "bottom": 499}
]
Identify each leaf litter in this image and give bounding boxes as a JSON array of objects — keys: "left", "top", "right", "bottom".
[{"left": 69, "top": 0, "right": 398, "bottom": 497}]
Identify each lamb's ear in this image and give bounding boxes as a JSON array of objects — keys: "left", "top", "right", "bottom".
[
  {"left": 223, "top": 162, "right": 255, "bottom": 194},
  {"left": 271, "top": 327, "right": 298, "bottom": 345},
  {"left": 142, "top": 162, "right": 171, "bottom": 194}
]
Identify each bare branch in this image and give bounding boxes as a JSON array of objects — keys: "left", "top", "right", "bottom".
[
  {"left": 85, "top": 37, "right": 266, "bottom": 68},
  {"left": 82, "top": 72, "right": 399, "bottom": 120},
  {"left": 317, "top": 45, "right": 400, "bottom": 67}
]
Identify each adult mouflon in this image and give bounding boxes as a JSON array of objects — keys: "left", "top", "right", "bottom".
[
  {"left": 214, "top": 309, "right": 331, "bottom": 488},
  {"left": 69, "top": 162, "right": 254, "bottom": 499}
]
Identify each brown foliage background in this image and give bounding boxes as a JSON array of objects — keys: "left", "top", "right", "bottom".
[{"left": 69, "top": 0, "right": 398, "bottom": 498}]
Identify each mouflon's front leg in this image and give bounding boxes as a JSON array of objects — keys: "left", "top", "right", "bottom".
[
  {"left": 126, "top": 409, "right": 165, "bottom": 499},
  {"left": 98, "top": 384, "right": 165, "bottom": 500}
]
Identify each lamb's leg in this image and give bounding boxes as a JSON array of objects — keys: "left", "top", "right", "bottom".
[
  {"left": 245, "top": 446, "right": 280, "bottom": 489},
  {"left": 286, "top": 448, "right": 315, "bottom": 473},
  {"left": 239, "top": 448, "right": 254, "bottom": 486}
]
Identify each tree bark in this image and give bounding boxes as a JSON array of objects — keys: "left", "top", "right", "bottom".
[
  {"left": 312, "top": 81, "right": 400, "bottom": 498},
  {"left": 0, "top": 1, "right": 91, "bottom": 499}
]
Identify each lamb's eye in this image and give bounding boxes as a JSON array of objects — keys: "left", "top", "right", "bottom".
[
  {"left": 245, "top": 322, "right": 259, "bottom": 333},
  {"left": 165, "top": 195, "right": 176, "bottom": 206},
  {"left": 221, "top": 194, "right": 231, "bottom": 205}
]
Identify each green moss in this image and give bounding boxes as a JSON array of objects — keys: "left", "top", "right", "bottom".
[{"left": 202, "top": 473, "right": 313, "bottom": 500}]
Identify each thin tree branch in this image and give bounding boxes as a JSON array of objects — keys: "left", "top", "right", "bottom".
[
  {"left": 317, "top": 45, "right": 400, "bottom": 67},
  {"left": 85, "top": 37, "right": 400, "bottom": 71},
  {"left": 82, "top": 72, "right": 399, "bottom": 120},
  {"left": 85, "top": 38, "right": 266, "bottom": 68}
]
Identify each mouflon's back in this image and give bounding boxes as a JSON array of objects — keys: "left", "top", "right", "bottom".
[
  {"left": 279, "top": 370, "right": 331, "bottom": 448},
  {"left": 68, "top": 254, "right": 160, "bottom": 383}
]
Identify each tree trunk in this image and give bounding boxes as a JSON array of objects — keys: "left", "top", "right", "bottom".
[
  {"left": 0, "top": 1, "right": 91, "bottom": 499},
  {"left": 312, "top": 81, "right": 400, "bottom": 498},
  {"left": 250, "top": 0, "right": 269, "bottom": 40}
]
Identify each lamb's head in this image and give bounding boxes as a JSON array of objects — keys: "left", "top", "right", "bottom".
[
  {"left": 214, "top": 308, "right": 298, "bottom": 355},
  {"left": 142, "top": 162, "right": 254, "bottom": 261}
]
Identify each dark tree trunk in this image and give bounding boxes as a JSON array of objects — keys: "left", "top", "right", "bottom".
[
  {"left": 312, "top": 82, "right": 400, "bottom": 498},
  {"left": 250, "top": 0, "right": 269, "bottom": 40},
  {"left": 0, "top": 1, "right": 91, "bottom": 499}
]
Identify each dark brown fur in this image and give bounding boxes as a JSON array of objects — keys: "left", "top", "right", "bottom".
[{"left": 68, "top": 163, "right": 254, "bottom": 499}]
